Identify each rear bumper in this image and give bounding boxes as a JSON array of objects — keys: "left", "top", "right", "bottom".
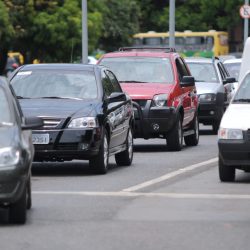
[
  {"left": 198, "top": 102, "right": 222, "bottom": 124},
  {"left": 133, "top": 101, "right": 177, "bottom": 139}
]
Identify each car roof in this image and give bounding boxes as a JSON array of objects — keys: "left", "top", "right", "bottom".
[
  {"left": 18, "top": 63, "right": 105, "bottom": 71},
  {"left": 101, "top": 47, "right": 178, "bottom": 59}
]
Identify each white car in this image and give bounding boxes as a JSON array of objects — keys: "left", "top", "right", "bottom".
[
  {"left": 218, "top": 70, "right": 250, "bottom": 182},
  {"left": 223, "top": 58, "right": 241, "bottom": 82}
]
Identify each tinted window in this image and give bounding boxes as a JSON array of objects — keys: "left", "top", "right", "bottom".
[
  {"left": 11, "top": 69, "right": 98, "bottom": 99},
  {"left": 102, "top": 71, "right": 114, "bottom": 96},
  {"left": 106, "top": 70, "right": 122, "bottom": 92},
  {"left": 187, "top": 62, "right": 219, "bottom": 83},
  {"left": 100, "top": 57, "right": 174, "bottom": 84}
]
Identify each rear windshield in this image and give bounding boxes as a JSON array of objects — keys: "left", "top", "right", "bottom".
[
  {"left": 100, "top": 57, "right": 174, "bottom": 84},
  {"left": 11, "top": 69, "right": 98, "bottom": 99}
]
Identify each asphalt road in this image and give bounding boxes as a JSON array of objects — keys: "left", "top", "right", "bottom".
[{"left": 1, "top": 126, "right": 250, "bottom": 250}]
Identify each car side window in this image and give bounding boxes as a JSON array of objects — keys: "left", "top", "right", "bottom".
[
  {"left": 101, "top": 70, "right": 115, "bottom": 96},
  {"left": 217, "top": 62, "right": 228, "bottom": 80},
  {"left": 106, "top": 70, "right": 122, "bottom": 92}
]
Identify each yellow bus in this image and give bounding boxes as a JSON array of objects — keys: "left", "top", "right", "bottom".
[{"left": 133, "top": 30, "right": 229, "bottom": 58}]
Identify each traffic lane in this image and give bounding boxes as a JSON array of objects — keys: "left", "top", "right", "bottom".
[
  {"left": 1, "top": 165, "right": 250, "bottom": 250},
  {"left": 31, "top": 134, "right": 218, "bottom": 193}
]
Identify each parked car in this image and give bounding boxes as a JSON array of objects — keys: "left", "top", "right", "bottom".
[
  {"left": 218, "top": 70, "right": 250, "bottom": 182},
  {"left": 10, "top": 64, "right": 134, "bottom": 174},
  {"left": 185, "top": 57, "right": 236, "bottom": 133},
  {"left": 98, "top": 47, "right": 199, "bottom": 151},
  {"left": 0, "top": 77, "right": 43, "bottom": 224}
]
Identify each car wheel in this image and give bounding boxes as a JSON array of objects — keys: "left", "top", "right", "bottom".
[
  {"left": 167, "top": 115, "right": 183, "bottom": 151},
  {"left": 9, "top": 185, "right": 27, "bottom": 224},
  {"left": 115, "top": 128, "right": 133, "bottom": 166},
  {"left": 219, "top": 156, "right": 235, "bottom": 182},
  {"left": 184, "top": 114, "right": 199, "bottom": 146},
  {"left": 89, "top": 129, "right": 109, "bottom": 174},
  {"left": 27, "top": 176, "right": 32, "bottom": 210}
]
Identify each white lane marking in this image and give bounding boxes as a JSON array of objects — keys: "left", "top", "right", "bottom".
[
  {"left": 122, "top": 157, "right": 218, "bottom": 192},
  {"left": 32, "top": 191, "right": 250, "bottom": 200}
]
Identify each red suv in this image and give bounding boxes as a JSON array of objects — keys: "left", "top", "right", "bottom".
[{"left": 98, "top": 47, "right": 199, "bottom": 151}]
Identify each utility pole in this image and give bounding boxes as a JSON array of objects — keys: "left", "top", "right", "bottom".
[
  {"left": 82, "top": 0, "right": 88, "bottom": 64},
  {"left": 244, "top": 0, "right": 249, "bottom": 44},
  {"left": 169, "top": 0, "right": 175, "bottom": 48}
]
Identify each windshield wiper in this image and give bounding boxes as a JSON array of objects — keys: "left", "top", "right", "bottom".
[
  {"left": 233, "top": 98, "right": 250, "bottom": 103},
  {"left": 119, "top": 80, "right": 146, "bottom": 83},
  {"left": 16, "top": 96, "right": 30, "bottom": 99},
  {"left": 40, "top": 96, "right": 82, "bottom": 100}
]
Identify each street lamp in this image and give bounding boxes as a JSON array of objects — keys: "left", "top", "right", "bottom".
[{"left": 169, "top": 0, "right": 175, "bottom": 48}]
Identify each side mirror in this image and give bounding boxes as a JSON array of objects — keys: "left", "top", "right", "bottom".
[
  {"left": 223, "top": 76, "right": 236, "bottom": 84},
  {"left": 108, "top": 92, "right": 126, "bottom": 103},
  {"left": 22, "top": 117, "right": 43, "bottom": 130},
  {"left": 180, "top": 76, "right": 195, "bottom": 87}
]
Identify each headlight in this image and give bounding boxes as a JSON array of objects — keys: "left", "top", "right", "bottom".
[
  {"left": 0, "top": 147, "right": 20, "bottom": 167},
  {"left": 199, "top": 93, "right": 216, "bottom": 102},
  {"left": 153, "top": 94, "right": 168, "bottom": 107},
  {"left": 68, "top": 117, "right": 98, "bottom": 128},
  {"left": 218, "top": 128, "right": 243, "bottom": 140}
]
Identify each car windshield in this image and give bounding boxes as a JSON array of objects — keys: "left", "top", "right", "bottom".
[
  {"left": 187, "top": 62, "right": 219, "bottom": 83},
  {"left": 11, "top": 69, "right": 98, "bottom": 99},
  {"left": 223, "top": 62, "right": 241, "bottom": 81},
  {"left": 233, "top": 73, "right": 250, "bottom": 103},
  {"left": 100, "top": 57, "right": 174, "bottom": 83},
  {"left": 0, "top": 88, "right": 13, "bottom": 124}
]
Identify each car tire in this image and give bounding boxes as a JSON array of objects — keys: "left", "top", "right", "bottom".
[
  {"left": 184, "top": 114, "right": 199, "bottom": 146},
  {"left": 9, "top": 185, "right": 27, "bottom": 224},
  {"left": 89, "top": 129, "right": 109, "bottom": 174},
  {"left": 219, "top": 156, "right": 235, "bottom": 182},
  {"left": 27, "top": 176, "right": 32, "bottom": 210},
  {"left": 167, "top": 115, "right": 183, "bottom": 151},
  {"left": 115, "top": 128, "right": 133, "bottom": 166}
]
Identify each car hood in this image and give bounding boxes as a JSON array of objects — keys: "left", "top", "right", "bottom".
[
  {"left": 195, "top": 82, "right": 221, "bottom": 95},
  {"left": 19, "top": 99, "right": 98, "bottom": 118},
  {"left": 0, "top": 126, "right": 16, "bottom": 148},
  {"left": 220, "top": 104, "right": 250, "bottom": 130},
  {"left": 120, "top": 83, "right": 174, "bottom": 99}
]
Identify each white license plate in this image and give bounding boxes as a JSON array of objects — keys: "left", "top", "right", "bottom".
[{"left": 32, "top": 134, "right": 50, "bottom": 144}]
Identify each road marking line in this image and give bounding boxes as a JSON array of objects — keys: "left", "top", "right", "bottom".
[
  {"left": 122, "top": 157, "right": 218, "bottom": 192},
  {"left": 32, "top": 191, "right": 250, "bottom": 200}
]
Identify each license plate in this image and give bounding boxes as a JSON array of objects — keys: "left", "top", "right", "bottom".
[{"left": 32, "top": 134, "right": 50, "bottom": 144}]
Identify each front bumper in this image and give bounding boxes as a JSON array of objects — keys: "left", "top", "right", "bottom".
[
  {"left": 0, "top": 165, "right": 29, "bottom": 205},
  {"left": 198, "top": 102, "right": 222, "bottom": 124},
  {"left": 133, "top": 101, "right": 177, "bottom": 139},
  {"left": 218, "top": 138, "right": 250, "bottom": 169},
  {"left": 33, "top": 127, "right": 102, "bottom": 161}
]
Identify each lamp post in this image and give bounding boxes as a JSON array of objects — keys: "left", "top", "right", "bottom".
[
  {"left": 82, "top": 0, "right": 88, "bottom": 64},
  {"left": 169, "top": 0, "right": 175, "bottom": 48},
  {"left": 244, "top": 0, "right": 249, "bottom": 44}
]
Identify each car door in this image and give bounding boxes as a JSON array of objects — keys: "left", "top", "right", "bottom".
[
  {"left": 176, "top": 57, "right": 195, "bottom": 126},
  {"left": 102, "top": 70, "right": 127, "bottom": 149}
]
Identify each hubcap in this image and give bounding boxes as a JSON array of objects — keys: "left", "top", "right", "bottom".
[
  {"left": 103, "top": 136, "right": 109, "bottom": 168},
  {"left": 128, "top": 130, "right": 133, "bottom": 159}
]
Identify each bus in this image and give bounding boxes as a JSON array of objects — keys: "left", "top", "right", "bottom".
[{"left": 133, "top": 30, "right": 229, "bottom": 58}]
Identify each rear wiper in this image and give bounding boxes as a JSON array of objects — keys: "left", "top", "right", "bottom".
[{"left": 233, "top": 98, "right": 250, "bottom": 103}]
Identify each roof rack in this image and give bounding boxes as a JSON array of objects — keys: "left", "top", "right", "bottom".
[{"left": 118, "top": 47, "right": 176, "bottom": 53}]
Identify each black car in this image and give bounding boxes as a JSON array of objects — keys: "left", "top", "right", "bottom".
[
  {"left": 0, "top": 77, "right": 43, "bottom": 224},
  {"left": 10, "top": 64, "right": 134, "bottom": 174},
  {"left": 185, "top": 57, "right": 236, "bottom": 133}
]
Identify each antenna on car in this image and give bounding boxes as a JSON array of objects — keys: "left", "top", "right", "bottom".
[{"left": 118, "top": 47, "right": 176, "bottom": 53}]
